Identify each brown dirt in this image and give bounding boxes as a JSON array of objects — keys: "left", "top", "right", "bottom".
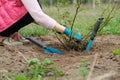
[{"left": 0, "top": 35, "right": 120, "bottom": 80}]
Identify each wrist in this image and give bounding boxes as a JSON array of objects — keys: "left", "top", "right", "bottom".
[{"left": 54, "top": 23, "right": 66, "bottom": 33}]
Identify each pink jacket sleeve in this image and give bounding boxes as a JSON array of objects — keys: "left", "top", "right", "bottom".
[{"left": 21, "top": 0, "right": 56, "bottom": 30}]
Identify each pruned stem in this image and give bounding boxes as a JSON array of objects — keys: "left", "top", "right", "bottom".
[{"left": 70, "top": 0, "right": 82, "bottom": 41}]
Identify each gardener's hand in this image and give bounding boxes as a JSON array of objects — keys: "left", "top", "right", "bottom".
[{"left": 64, "top": 27, "right": 82, "bottom": 42}]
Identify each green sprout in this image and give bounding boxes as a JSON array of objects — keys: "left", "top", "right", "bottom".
[
  {"left": 112, "top": 49, "right": 120, "bottom": 56},
  {"left": 78, "top": 59, "right": 89, "bottom": 80}
]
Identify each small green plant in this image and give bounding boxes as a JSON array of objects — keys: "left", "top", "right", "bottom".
[
  {"left": 7, "top": 58, "right": 64, "bottom": 80},
  {"left": 78, "top": 59, "right": 89, "bottom": 80},
  {"left": 112, "top": 49, "right": 120, "bottom": 56},
  {"left": 28, "top": 58, "right": 64, "bottom": 79}
]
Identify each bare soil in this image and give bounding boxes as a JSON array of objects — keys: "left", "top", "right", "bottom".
[{"left": 0, "top": 35, "right": 120, "bottom": 80}]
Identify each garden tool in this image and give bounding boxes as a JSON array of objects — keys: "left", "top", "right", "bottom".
[
  {"left": 26, "top": 36, "right": 63, "bottom": 55},
  {"left": 85, "top": 17, "right": 104, "bottom": 53}
]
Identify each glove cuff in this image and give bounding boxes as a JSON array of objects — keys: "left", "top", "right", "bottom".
[{"left": 63, "top": 28, "right": 71, "bottom": 37}]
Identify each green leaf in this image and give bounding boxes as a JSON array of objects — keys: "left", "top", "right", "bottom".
[
  {"left": 43, "top": 58, "right": 54, "bottom": 65},
  {"left": 13, "top": 75, "right": 26, "bottom": 80},
  {"left": 28, "top": 58, "right": 41, "bottom": 67}
]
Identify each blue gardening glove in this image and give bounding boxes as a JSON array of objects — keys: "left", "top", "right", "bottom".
[{"left": 64, "top": 27, "right": 82, "bottom": 42}]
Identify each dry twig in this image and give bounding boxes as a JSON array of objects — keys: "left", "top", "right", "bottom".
[
  {"left": 92, "top": 71, "right": 116, "bottom": 80},
  {"left": 17, "top": 51, "right": 28, "bottom": 63},
  {"left": 87, "top": 53, "right": 98, "bottom": 80}
]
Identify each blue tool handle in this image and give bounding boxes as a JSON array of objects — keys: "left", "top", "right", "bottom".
[
  {"left": 26, "top": 37, "right": 46, "bottom": 48},
  {"left": 90, "top": 18, "right": 104, "bottom": 40}
]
